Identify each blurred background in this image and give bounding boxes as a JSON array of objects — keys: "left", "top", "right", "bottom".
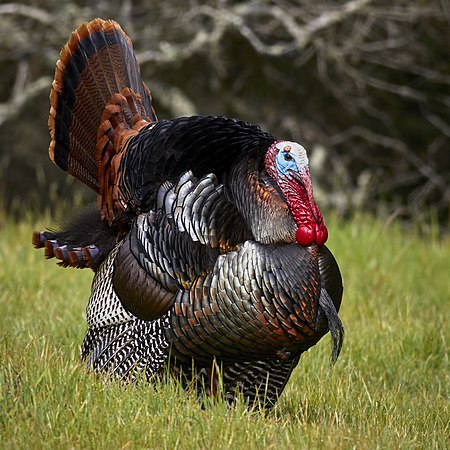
[{"left": 0, "top": 0, "right": 449, "bottom": 224}]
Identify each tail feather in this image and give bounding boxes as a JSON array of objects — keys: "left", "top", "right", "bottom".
[
  {"left": 49, "top": 18, "right": 157, "bottom": 194},
  {"left": 32, "top": 203, "right": 119, "bottom": 270},
  {"left": 32, "top": 232, "right": 99, "bottom": 269},
  {"left": 96, "top": 88, "right": 154, "bottom": 223}
]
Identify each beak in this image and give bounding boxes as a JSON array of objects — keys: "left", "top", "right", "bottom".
[{"left": 288, "top": 166, "right": 309, "bottom": 187}]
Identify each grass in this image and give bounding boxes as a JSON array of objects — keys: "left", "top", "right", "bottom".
[{"left": 0, "top": 213, "right": 448, "bottom": 449}]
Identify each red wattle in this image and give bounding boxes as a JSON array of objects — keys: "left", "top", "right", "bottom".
[
  {"left": 296, "top": 226, "right": 315, "bottom": 246},
  {"left": 296, "top": 225, "right": 328, "bottom": 246},
  {"left": 315, "top": 225, "right": 328, "bottom": 246}
]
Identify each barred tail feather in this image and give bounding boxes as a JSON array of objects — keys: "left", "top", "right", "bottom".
[{"left": 48, "top": 18, "right": 157, "bottom": 193}]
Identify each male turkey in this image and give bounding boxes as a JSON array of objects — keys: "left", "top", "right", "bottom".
[{"left": 33, "top": 19, "right": 343, "bottom": 407}]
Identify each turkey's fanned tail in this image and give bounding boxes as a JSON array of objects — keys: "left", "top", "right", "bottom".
[{"left": 49, "top": 18, "right": 156, "bottom": 222}]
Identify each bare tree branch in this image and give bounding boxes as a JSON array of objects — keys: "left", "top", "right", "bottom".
[
  {"left": 0, "top": 3, "right": 53, "bottom": 24},
  {"left": 0, "top": 75, "right": 51, "bottom": 127}
]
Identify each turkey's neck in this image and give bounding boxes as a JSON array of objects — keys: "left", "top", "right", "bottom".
[
  {"left": 276, "top": 170, "right": 328, "bottom": 246},
  {"left": 227, "top": 156, "right": 298, "bottom": 244}
]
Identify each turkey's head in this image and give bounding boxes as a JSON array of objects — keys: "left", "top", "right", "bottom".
[{"left": 265, "top": 141, "right": 328, "bottom": 246}]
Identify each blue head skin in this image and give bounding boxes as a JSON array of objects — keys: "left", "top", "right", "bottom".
[{"left": 274, "top": 141, "right": 309, "bottom": 177}]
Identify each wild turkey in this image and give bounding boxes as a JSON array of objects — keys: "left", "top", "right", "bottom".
[{"left": 33, "top": 19, "right": 343, "bottom": 407}]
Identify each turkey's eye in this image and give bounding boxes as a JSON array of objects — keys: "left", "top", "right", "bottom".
[{"left": 284, "top": 153, "right": 293, "bottom": 161}]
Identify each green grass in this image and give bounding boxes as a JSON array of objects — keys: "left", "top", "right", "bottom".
[{"left": 0, "top": 214, "right": 448, "bottom": 449}]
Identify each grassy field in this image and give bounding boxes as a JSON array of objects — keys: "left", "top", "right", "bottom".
[{"left": 0, "top": 214, "right": 448, "bottom": 449}]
